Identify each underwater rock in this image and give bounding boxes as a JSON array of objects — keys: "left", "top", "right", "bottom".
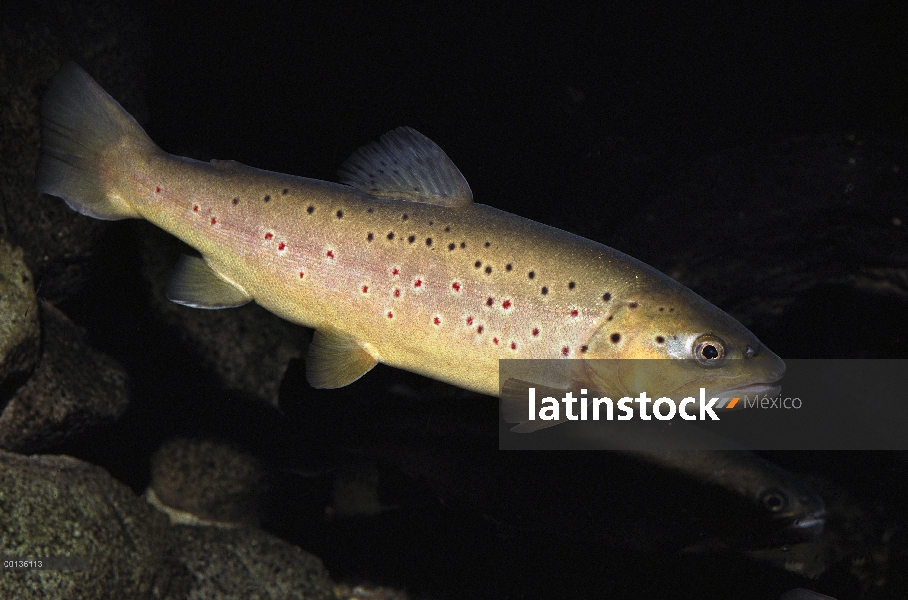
[
  {"left": 0, "top": 450, "right": 191, "bottom": 600},
  {"left": 139, "top": 225, "right": 307, "bottom": 408},
  {"left": 0, "top": 449, "right": 337, "bottom": 599},
  {"left": 0, "top": 241, "right": 40, "bottom": 389},
  {"left": 0, "top": 1, "right": 148, "bottom": 303},
  {"left": 0, "top": 301, "right": 129, "bottom": 453},
  {"left": 173, "top": 524, "right": 335, "bottom": 600},
  {"left": 147, "top": 438, "right": 265, "bottom": 528}
]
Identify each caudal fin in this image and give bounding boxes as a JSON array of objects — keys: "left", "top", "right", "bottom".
[{"left": 35, "top": 61, "right": 156, "bottom": 220}]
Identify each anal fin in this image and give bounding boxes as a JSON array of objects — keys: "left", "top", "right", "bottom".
[
  {"left": 306, "top": 328, "right": 379, "bottom": 389},
  {"left": 165, "top": 255, "right": 251, "bottom": 309}
]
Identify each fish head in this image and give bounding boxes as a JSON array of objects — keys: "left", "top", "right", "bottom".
[
  {"left": 752, "top": 479, "right": 827, "bottom": 545},
  {"left": 581, "top": 286, "right": 786, "bottom": 402}
]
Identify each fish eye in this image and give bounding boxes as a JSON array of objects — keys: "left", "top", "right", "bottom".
[
  {"left": 693, "top": 335, "right": 726, "bottom": 365},
  {"left": 759, "top": 488, "right": 790, "bottom": 513}
]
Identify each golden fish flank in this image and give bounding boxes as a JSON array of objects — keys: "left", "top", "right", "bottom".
[{"left": 35, "top": 62, "right": 785, "bottom": 406}]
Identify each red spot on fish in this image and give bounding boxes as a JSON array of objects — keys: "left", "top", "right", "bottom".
[
  {"left": 477, "top": 325, "right": 484, "bottom": 334},
  {"left": 393, "top": 288, "right": 401, "bottom": 298},
  {"left": 502, "top": 299, "right": 512, "bottom": 310},
  {"left": 326, "top": 250, "right": 335, "bottom": 259},
  {"left": 466, "top": 316, "right": 474, "bottom": 325},
  {"left": 155, "top": 186, "right": 161, "bottom": 193},
  {"left": 493, "top": 337, "right": 499, "bottom": 345},
  {"left": 561, "top": 346, "right": 570, "bottom": 356},
  {"left": 193, "top": 205, "right": 199, "bottom": 212},
  {"left": 532, "top": 327, "right": 540, "bottom": 337},
  {"left": 362, "top": 285, "right": 369, "bottom": 293},
  {"left": 299, "top": 271, "right": 305, "bottom": 278},
  {"left": 414, "top": 279, "right": 422, "bottom": 288},
  {"left": 264, "top": 232, "right": 274, "bottom": 240},
  {"left": 278, "top": 242, "right": 286, "bottom": 251},
  {"left": 451, "top": 281, "right": 461, "bottom": 292},
  {"left": 210, "top": 217, "right": 217, "bottom": 225},
  {"left": 510, "top": 342, "right": 517, "bottom": 350},
  {"left": 387, "top": 311, "right": 393, "bottom": 319},
  {"left": 433, "top": 316, "right": 441, "bottom": 326},
  {"left": 392, "top": 267, "right": 399, "bottom": 276},
  {"left": 570, "top": 309, "right": 579, "bottom": 317}
]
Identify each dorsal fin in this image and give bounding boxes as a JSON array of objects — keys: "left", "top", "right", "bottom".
[{"left": 339, "top": 127, "right": 473, "bottom": 207}]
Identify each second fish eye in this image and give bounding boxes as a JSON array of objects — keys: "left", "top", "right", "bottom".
[{"left": 759, "top": 488, "right": 790, "bottom": 514}]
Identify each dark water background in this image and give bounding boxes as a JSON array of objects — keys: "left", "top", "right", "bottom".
[{"left": 11, "top": 2, "right": 908, "bottom": 598}]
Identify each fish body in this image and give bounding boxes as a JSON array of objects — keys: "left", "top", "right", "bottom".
[
  {"left": 36, "top": 61, "right": 785, "bottom": 403},
  {"left": 36, "top": 62, "right": 824, "bottom": 543}
]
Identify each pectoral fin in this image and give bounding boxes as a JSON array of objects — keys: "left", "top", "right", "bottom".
[
  {"left": 501, "top": 378, "right": 592, "bottom": 433},
  {"left": 165, "top": 255, "right": 252, "bottom": 309},
  {"left": 306, "top": 328, "right": 379, "bottom": 389}
]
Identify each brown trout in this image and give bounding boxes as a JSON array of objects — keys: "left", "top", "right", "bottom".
[
  {"left": 35, "top": 62, "right": 823, "bottom": 540},
  {"left": 36, "top": 62, "right": 785, "bottom": 399}
]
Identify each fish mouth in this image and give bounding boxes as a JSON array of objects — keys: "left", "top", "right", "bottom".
[
  {"left": 720, "top": 380, "right": 783, "bottom": 398},
  {"left": 774, "top": 512, "right": 826, "bottom": 544},
  {"left": 722, "top": 381, "right": 782, "bottom": 396}
]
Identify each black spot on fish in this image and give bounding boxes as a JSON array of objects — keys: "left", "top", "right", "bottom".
[
  {"left": 408, "top": 235, "right": 416, "bottom": 244},
  {"left": 610, "top": 333, "right": 621, "bottom": 343},
  {"left": 541, "top": 286, "right": 548, "bottom": 295},
  {"left": 387, "top": 232, "right": 395, "bottom": 240},
  {"left": 484, "top": 241, "right": 491, "bottom": 248},
  {"left": 307, "top": 205, "right": 315, "bottom": 214},
  {"left": 367, "top": 207, "right": 374, "bottom": 214},
  {"left": 367, "top": 232, "right": 374, "bottom": 241},
  {"left": 402, "top": 214, "right": 409, "bottom": 221},
  {"left": 232, "top": 197, "right": 239, "bottom": 205},
  {"left": 264, "top": 195, "right": 271, "bottom": 202},
  {"left": 485, "top": 266, "right": 492, "bottom": 274},
  {"left": 606, "top": 315, "right": 613, "bottom": 321},
  {"left": 656, "top": 336, "right": 665, "bottom": 344},
  {"left": 628, "top": 301, "right": 638, "bottom": 309},
  {"left": 460, "top": 242, "right": 467, "bottom": 249},
  {"left": 506, "top": 264, "right": 513, "bottom": 271},
  {"left": 444, "top": 226, "right": 451, "bottom": 233},
  {"left": 429, "top": 221, "right": 434, "bottom": 226},
  {"left": 659, "top": 307, "right": 665, "bottom": 312},
  {"left": 602, "top": 292, "right": 611, "bottom": 301},
  {"left": 568, "top": 281, "right": 576, "bottom": 290},
  {"left": 336, "top": 210, "right": 344, "bottom": 219},
  {"left": 282, "top": 188, "right": 289, "bottom": 195},
  {"left": 486, "top": 297, "right": 494, "bottom": 306},
  {"left": 528, "top": 271, "right": 535, "bottom": 279},
  {"left": 448, "top": 243, "right": 456, "bottom": 251},
  {"left": 426, "top": 238, "right": 433, "bottom": 246},
  {"left": 475, "top": 261, "right": 482, "bottom": 268},
  {"left": 580, "top": 345, "right": 588, "bottom": 353}
]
